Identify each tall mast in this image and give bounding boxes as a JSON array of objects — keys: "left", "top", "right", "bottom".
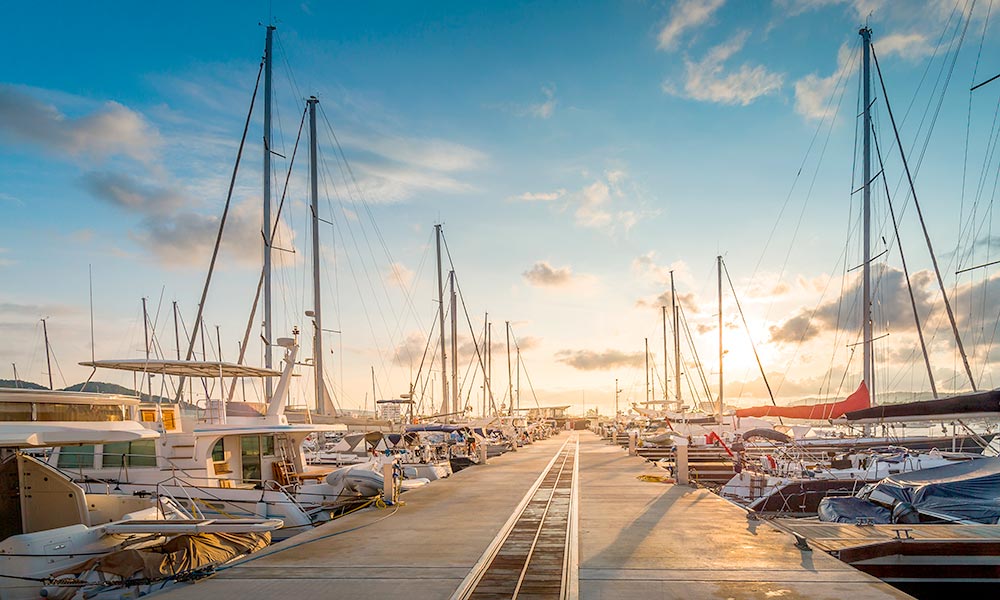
[
  {"left": 41, "top": 318, "right": 53, "bottom": 390},
  {"left": 263, "top": 24, "right": 276, "bottom": 400},
  {"left": 435, "top": 224, "right": 448, "bottom": 415},
  {"left": 142, "top": 297, "right": 151, "bottom": 401},
  {"left": 506, "top": 321, "right": 513, "bottom": 416},
  {"left": 661, "top": 306, "right": 668, "bottom": 403},
  {"left": 482, "top": 312, "right": 488, "bottom": 417},
  {"left": 671, "top": 270, "right": 681, "bottom": 406},
  {"left": 516, "top": 345, "right": 521, "bottom": 413},
  {"left": 172, "top": 301, "right": 181, "bottom": 360},
  {"left": 860, "top": 27, "right": 873, "bottom": 400},
  {"left": 307, "top": 96, "right": 324, "bottom": 415},
  {"left": 450, "top": 271, "right": 458, "bottom": 417},
  {"left": 717, "top": 255, "right": 723, "bottom": 421},
  {"left": 644, "top": 337, "right": 649, "bottom": 404}
]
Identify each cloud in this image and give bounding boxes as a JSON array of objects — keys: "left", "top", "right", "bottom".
[
  {"left": 793, "top": 42, "right": 854, "bottom": 121},
  {"left": 769, "top": 267, "right": 936, "bottom": 344},
  {"left": 658, "top": 0, "right": 726, "bottom": 51},
  {"left": 555, "top": 348, "right": 645, "bottom": 370},
  {"left": 523, "top": 261, "right": 574, "bottom": 287},
  {"left": 510, "top": 189, "right": 566, "bottom": 202},
  {"left": 664, "top": 32, "right": 784, "bottom": 106},
  {"left": 384, "top": 262, "right": 414, "bottom": 288},
  {"left": 0, "top": 192, "right": 23, "bottom": 206},
  {"left": 0, "top": 84, "right": 160, "bottom": 162},
  {"left": 527, "top": 86, "right": 557, "bottom": 119},
  {"left": 81, "top": 171, "right": 187, "bottom": 215},
  {"left": 877, "top": 32, "right": 934, "bottom": 60},
  {"left": 568, "top": 170, "right": 642, "bottom": 231}
]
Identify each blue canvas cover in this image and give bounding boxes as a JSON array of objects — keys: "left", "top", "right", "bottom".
[
  {"left": 860, "top": 457, "right": 1000, "bottom": 523},
  {"left": 818, "top": 496, "right": 892, "bottom": 523}
]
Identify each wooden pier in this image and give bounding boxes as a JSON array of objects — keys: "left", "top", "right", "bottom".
[{"left": 157, "top": 432, "right": 911, "bottom": 599}]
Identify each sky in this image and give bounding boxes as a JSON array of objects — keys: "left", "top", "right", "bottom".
[{"left": 3, "top": 0, "right": 1000, "bottom": 416}]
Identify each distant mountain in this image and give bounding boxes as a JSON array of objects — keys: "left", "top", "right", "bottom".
[
  {"left": 0, "top": 379, "right": 199, "bottom": 411},
  {"left": 0, "top": 379, "right": 47, "bottom": 390}
]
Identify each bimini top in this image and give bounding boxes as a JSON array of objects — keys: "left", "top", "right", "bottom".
[
  {"left": 0, "top": 388, "right": 141, "bottom": 406},
  {"left": 81, "top": 360, "right": 282, "bottom": 378},
  {"left": 0, "top": 420, "right": 160, "bottom": 448}
]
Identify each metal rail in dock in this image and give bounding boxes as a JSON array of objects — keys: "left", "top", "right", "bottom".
[{"left": 452, "top": 435, "right": 579, "bottom": 600}]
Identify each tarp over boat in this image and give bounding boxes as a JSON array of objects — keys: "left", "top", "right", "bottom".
[
  {"left": 56, "top": 531, "right": 270, "bottom": 580},
  {"left": 842, "top": 389, "right": 1000, "bottom": 423},
  {"left": 820, "top": 458, "right": 1000, "bottom": 524},
  {"left": 735, "top": 382, "right": 869, "bottom": 420}
]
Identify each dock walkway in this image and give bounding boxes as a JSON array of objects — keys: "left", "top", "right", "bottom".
[{"left": 159, "top": 432, "right": 910, "bottom": 599}]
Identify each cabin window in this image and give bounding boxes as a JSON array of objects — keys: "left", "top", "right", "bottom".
[
  {"left": 102, "top": 440, "right": 156, "bottom": 468},
  {"left": 57, "top": 445, "right": 95, "bottom": 469},
  {"left": 261, "top": 435, "right": 275, "bottom": 457},
  {"left": 240, "top": 435, "right": 261, "bottom": 483},
  {"left": 0, "top": 401, "right": 32, "bottom": 421},
  {"left": 37, "top": 403, "right": 124, "bottom": 422},
  {"left": 212, "top": 439, "right": 225, "bottom": 462}
]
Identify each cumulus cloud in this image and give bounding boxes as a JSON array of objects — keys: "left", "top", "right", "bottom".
[
  {"left": 658, "top": 0, "right": 727, "bottom": 51},
  {"left": 0, "top": 85, "right": 160, "bottom": 162},
  {"left": 664, "top": 32, "right": 784, "bottom": 106},
  {"left": 769, "top": 267, "right": 936, "bottom": 344},
  {"left": 568, "top": 170, "right": 642, "bottom": 231},
  {"left": 523, "top": 261, "right": 574, "bottom": 287},
  {"left": 555, "top": 348, "right": 645, "bottom": 371}
]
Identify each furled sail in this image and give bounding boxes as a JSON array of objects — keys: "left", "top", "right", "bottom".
[{"left": 735, "top": 381, "right": 869, "bottom": 420}]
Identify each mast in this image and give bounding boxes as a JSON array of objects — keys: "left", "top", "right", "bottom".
[
  {"left": 482, "top": 312, "right": 488, "bottom": 417},
  {"left": 142, "top": 297, "right": 151, "bottom": 401},
  {"left": 671, "top": 270, "right": 681, "bottom": 406},
  {"left": 644, "top": 337, "right": 649, "bottom": 405},
  {"left": 860, "top": 26, "right": 873, "bottom": 400},
  {"left": 614, "top": 377, "right": 619, "bottom": 419},
  {"left": 41, "top": 318, "right": 53, "bottom": 390},
  {"left": 506, "top": 321, "right": 513, "bottom": 416},
  {"left": 307, "top": 96, "right": 325, "bottom": 415},
  {"left": 172, "top": 302, "right": 181, "bottom": 360},
  {"left": 717, "top": 255, "right": 723, "bottom": 421},
  {"left": 263, "top": 24, "right": 276, "bottom": 400},
  {"left": 450, "top": 271, "right": 458, "bottom": 417},
  {"left": 661, "top": 306, "right": 668, "bottom": 403},
  {"left": 516, "top": 345, "right": 521, "bottom": 413},
  {"left": 435, "top": 225, "right": 448, "bottom": 415}
]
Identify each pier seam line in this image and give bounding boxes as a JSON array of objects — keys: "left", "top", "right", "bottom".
[
  {"left": 449, "top": 436, "right": 573, "bottom": 600},
  {"left": 562, "top": 433, "right": 580, "bottom": 600}
]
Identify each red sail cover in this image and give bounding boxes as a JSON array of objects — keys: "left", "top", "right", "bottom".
[{"left": 735, "top": 381, "right": 869, "bottom": 420}]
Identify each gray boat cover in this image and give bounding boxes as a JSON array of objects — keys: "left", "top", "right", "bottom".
[
  {"left": 817, "top": 496, "right": 892, "bottom": 523},
  {"left": 825, "top": 458, "right": 1000, "bottom": 524}
]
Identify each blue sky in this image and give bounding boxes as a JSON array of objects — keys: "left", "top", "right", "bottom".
[{"left": 3, "top": 0, "right": 1000, "bottom": 415}]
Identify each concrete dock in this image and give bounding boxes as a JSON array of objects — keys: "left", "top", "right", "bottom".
[{"left": 160, "top": 432, "right": 911, "bottom": 599}]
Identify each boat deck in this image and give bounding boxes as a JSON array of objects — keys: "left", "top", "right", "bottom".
[{"left": 157, "top": 431, "right": 911, "bottom": 599}]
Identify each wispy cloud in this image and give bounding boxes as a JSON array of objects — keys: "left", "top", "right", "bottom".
[
  {"left": 523, "top": 261, "right": 575, "bottom": 288},
  {"left": 555, "top": 348, "right": 645, "bottom": 370},
  {"left": 664, "top": 32, "right": 784, "bottom": 106},
  {"left": 0, "top": 84, "right": 160, "bottom": 163},
  {"left": 384, "top": 262, "right": 414, "bottom": 288},
  {"left": 510, "top": 189, "right": 567, "bottom": 202},
  {"left": 527, "top": 85, "right": 557, "bottom": 119},
  {"left": 658, "top": 0, "right": 727, "bottom": 51},
  {"left": 793, "top": 42, "right": 853, "bottom": 121}
]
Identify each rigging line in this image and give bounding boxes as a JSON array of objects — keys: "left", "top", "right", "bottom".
[
  {"left": 315, "top": 149, "right": 394, "bottom": 380},
  {"left": 721, "top": 259, "right": 778, "bottom": 409},
  {"left": 175, "top": 58, "right": 264, "bottom": 403},
  {"left": 960, "top": 0, "right": 993, "bottom": 270},
  {"left": 227, "top": 104, "right": 307, "bottom": 401},
  {"left": 316, "top": 105, "right": 426, "bottom": 329},
  {"left": 509, "top": 327, "right": 542, "bottom": 410},
  {"left": 881, "top": 0, "right": 976, "bottom": 249},
  {"left": 439, "top": 235, "right": 499, "bottom": 414},
  {"left": 872, "top": 44, "right": 978, "bottom": 392},
  {"left": 677, "top": 301, "right": 711, "bottom": 403},
  {"left": 873, "top": 126, "right": 938, "bottom": 398},
  {"left": 745, "top": 37, "right": 860, "bottom": 296}
]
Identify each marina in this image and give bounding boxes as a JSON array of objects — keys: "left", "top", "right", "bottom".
[
  {"left": 156, "top": 433, "right": 907, "bottom": 599},
  {"left": 5, "top": 1, "right": 1000, "bottom": 598}
]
